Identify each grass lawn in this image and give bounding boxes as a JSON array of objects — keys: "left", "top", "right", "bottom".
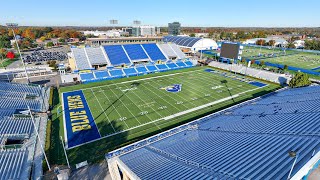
[
  {"left": 48, "top": 67, "right": 280, "bottom": 167},
  {"left": 0, "top": 58, "right": 19, "bottom": 68}
]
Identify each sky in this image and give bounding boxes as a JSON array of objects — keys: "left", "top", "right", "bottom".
[{"left": 0, "top": 0, "right": 319, "bottom": 27}]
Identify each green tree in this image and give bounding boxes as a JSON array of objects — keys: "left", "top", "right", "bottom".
[
  {"left": 58, "top": 38, "right": 65, "bottom": 43},
  {"left": 0, "top": 35, "right": 11, "bottom": 49},
  {"left": 46, "top": 41, "right": 54, "bottom": 47},
  {"left": 283, "top": 64, "right": 288, "bottom": 70},
  {"left": 189, "top": 33, "right": 195, "bottom": 37},
  {"left": 289, "top": 72, "right": 311, "bottom": 88}
]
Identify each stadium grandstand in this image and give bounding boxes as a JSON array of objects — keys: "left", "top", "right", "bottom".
[
  {"left": 163, "top": 36, "right": 218, "bottom": 54},
  {"left": 0, "top": 82, "right": 49, "bottom": 179},
  {"left": 107, "top": 85, "right": 320, "bottom": 180},
  {"left": 67, "top": 42, "right": 197, "bottom": 83}
]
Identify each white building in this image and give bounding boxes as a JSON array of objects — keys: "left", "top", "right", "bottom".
[
  {"left": 293, "top": 40, "right": 305, "bottom": 48},
  {"left": 163, "top": 36, "right": 218, "bottom": 53},
  {"left": 82, "top": 30, "right": 127, "bottom": 38},
  {"left": 132, "top": 25, "right": 158, "bottom": 37}
]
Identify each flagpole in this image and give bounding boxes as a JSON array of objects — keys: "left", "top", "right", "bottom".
[{"left": 27, "top": 106, "right": 51, "bottom": 171}]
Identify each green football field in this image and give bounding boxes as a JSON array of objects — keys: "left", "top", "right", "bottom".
[
  {"left": 76, "top": 67, "right": 270, "bottom": 138},
  {"left": 242, "top": 47, "right": 320, "bottom": 70},
  {"left": 52, "top": 67, "right": 279, "bottom": 165}
]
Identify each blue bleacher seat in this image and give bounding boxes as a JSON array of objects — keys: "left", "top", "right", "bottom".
[
  {"left": 80, "top": 73, "right": 95, "bottom": 81},
  {"left": 136, "top": 66, "right": 148, "bottom": 74},
  {"left": 166, "top": 63, "right": 179, "bottom": 69},
  {"left": 123, "top": 44, "right": 149, "bottom": 60},
  {"left": 176, "top": 62, "right": 187, "bottom": 67},
  {"left": 109, "top": 69, "right": 124, "bottom": 78},
  {"left": 103, "top": 45, "right": 131, "bottom": 65},
  {"left": 123, "top": 68, "right": 138, "bottom": 77},
  {"left": 142, "top": 44, "right": 167, "bottom": 61},
  {"left": 94, "top": 71, "right": 110, "bottom": 79},
  {"left": 156, "top": 64, "right": 169, "bottom": 72},
  {"left": 146, "top": 65, "right": 158, "bottom": 72},
  {"left": 184, "top": 61, "right": 193, "bottom": 67}
]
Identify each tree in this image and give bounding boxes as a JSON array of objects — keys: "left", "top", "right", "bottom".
[
  {"left": 269, "top": 40, "right": 276, "bottom": 47},
  {"left": 289, "top": 72, "right": 311, "bottom": 88},
  {"left": 58, "top": 38, "right": 65, "bottom": 43},
  {"left": 287, "top": 42, "right": 296, "bottom": 49},
  {"left": 256, "top": 39, "right": 266, "bottom": 46},
  {"left": 260, "top": 60, "right": 265, "bottom": 66},
  {"left": 6, "top": 51, "right": 15, "bottom": 59},
  {"left": 46, "top": 42, "right": 54, "bottom": 47},
  {"left": 22, "top": 28, "right": 36, "bottom": 40},
  {"left": 283, "top": 64, "right": 288, "bottom": 70},
  {"left": 190, "top": 33, "right": 195, "bottom": 37},
  {"left": 39, "top": 36, "right": 47, "bottom": 42},
  {"left": 0, "top": 35, "right": 11, "bottom": 49}
]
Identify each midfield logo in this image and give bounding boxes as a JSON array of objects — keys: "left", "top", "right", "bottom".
[{"left": 160, "top": 84, "right": 182, "bottom": 93}]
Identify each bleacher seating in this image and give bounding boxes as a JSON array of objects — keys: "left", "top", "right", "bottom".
[
  {"left": 123, "top": 44, "right": 149, "bottom": 61},
  {"left": 0, "top": 117, "right": 33, "bottom": 135},
  {"left": 169, "top": 44, "right": 186, "bottom": 59},
  {"left": 166, "top": 63, "right": 179, "bottom": 69},
  {"left": 176, "top": 62, "right": 187, "bottom": 67},
  {"left": 123, "top": 68, "right": 138, "bottom": 77},
  {"left": 0, "top": 82, "right": 47, "bottom": 180},
  {"left": 184, "top": 61, "right": 193, "bottom": 67},
  {"left": 146, "top": 65, "right": 158, "bottom": 72},
  {"left": 155, "top": 64, "right": 169, "bottom": 71},
  {"left": 94, "top": 71, "right": 110, "bottom": 79},
  {"left": 141, "top": 44, "right": 167, "bottom": 61},
  {"left": 71, "top": 48, "right": 91, "bottom": 70},
  {"left": 158, "top": 44, "right": 177, "bottom": 58},
  {"left": 112, "top": 85, "right": 320, "bottom": 180},
  {"left": 135, "top": 66, "right": 148, "bottom": 74},
  {"left": 85, "top": 47, "right": 108, "bottom": 65},
  {"left": 103, "top": 45, "right": 131, "bottom": 65},
  {"left": 109, "top": 69, "right": 124, "bottom": 78},
  {"left": 0, "top": 149, "right": 29, "bottom": 180},
  {"left": 80, "top": 73, "right": 95, "bottom": 81}
]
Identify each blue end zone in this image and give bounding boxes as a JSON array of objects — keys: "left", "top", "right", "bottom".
[
  {"left": 63, "top": 90, "right": 101, "bottom": 149},
  {"left": 248, "top": 81, "right": 267, "bottom": 87}
]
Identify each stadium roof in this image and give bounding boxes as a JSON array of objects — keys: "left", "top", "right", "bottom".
[
  {"left": 108, "top": 85, "right": 320, "bottom": 180},
  {"left": 163, "top": 36, "right": 202, "bottom": 47}
]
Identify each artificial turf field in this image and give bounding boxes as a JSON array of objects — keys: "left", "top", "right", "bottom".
[
  {"left": 62, "top": 67, "right": 275, "bottom": 149},
  {"left": 50, "top": 66, "right": 279, "bottom": 165},
  {"left": 242, "top": 47, "right": 320, "bottom": 70}
]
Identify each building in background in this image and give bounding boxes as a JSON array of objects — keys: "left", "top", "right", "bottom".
[
  {"left": 132, "top": 25, "right": 157, "bottom": 37},
  {"left": 168, "top": 22, "right": 181, "bottom": 36}
]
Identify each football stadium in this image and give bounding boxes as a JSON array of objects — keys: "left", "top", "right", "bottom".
[{"left": 1, "top": 1, "right": 320, "bottom": 178}]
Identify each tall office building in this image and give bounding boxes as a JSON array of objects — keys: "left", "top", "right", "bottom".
[{"left": 168, "top": 22, "right": 181, "bottom": 36}]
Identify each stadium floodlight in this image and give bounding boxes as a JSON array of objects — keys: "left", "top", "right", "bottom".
[
  {"left": 6, "top": 23, "right": 30, "bottom": 83},
  {"left": 287, "top": 150, "right": 298, "bottom": 180},
  {"left": 133, "top": 20, "right": 141, "bottom": 25},
  {"left": 26, "top": 106, "right": 51, "bottom": 171}
]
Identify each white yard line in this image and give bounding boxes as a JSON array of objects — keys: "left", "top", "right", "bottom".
[
  {"left": 121, "top": 83, "right": 163, "bottom": 130},
  {"left": 106, "top": 85, "right": 142, "bottom": 125},
  {"left": 90, "top": 89, "right": 117, "bottom": 132},
  {"left": 96, "top": 87, "right": 130, "bottom": 129}
]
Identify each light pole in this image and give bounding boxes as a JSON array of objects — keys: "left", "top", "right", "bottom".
[
  {"left": 6, "top": 23, "right": 30, "bottom": 83},
  {"left": 287, "top": 150, "right": 298, "bottom": 180},
  {"left": 27, "top": 106, "right": 51, "bottom": 171}
]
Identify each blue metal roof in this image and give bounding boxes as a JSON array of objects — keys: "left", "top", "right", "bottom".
[
  {"left": 112, "top": 86, "right": 320, "bottom": 179},
  {"left": 163, "top": 36, "right": 202, "bottom": 47}
]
